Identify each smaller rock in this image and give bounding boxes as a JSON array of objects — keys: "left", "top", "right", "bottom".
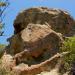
[
  {"left": 1, "top": 54, "right": 16, "bottom": 70},
  {"left": 12, "top": 23, "right": 63, "bottom": 65}
]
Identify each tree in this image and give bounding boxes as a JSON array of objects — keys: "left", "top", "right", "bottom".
[{"left": 0, "top": 0, "right": 9, "bottom": 36}]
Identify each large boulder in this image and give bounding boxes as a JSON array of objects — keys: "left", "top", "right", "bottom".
[
  {"left": 7, "top": 23, "right": 63, "bottom": 55},
  {"left": 5, "top": 23, "right": 63, "bottom": 70},
  {"left": 2, "top": 7, "right": 75, "bottom": 75},
  {"left": 14, "top": 7, "right": 75, "bottom": 36}
]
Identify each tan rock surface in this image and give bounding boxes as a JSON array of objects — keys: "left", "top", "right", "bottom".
[
  {"left": 1, "top": 54, "right": 16, "bottom": 70},
  {"left": 14, "top": 7, "right": 75, "bottom": 36},
  {"left": 1, "top": 7, "right": 75, "bottom": 75}
]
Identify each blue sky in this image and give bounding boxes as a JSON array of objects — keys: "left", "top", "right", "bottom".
[{"left": 0, "top": 0, "right": 75, "bottom": 44}]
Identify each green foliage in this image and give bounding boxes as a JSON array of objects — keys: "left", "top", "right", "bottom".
[
  {"left": 0, "top": 2, "right": 7, "bottom": 6},
  {"left": 0, "top": 44, "right": 6, "bottom": 58},
  {"left": 61, "top": 36, "right": 75, "bottom": 70},
  {"left": 0, "top": 44, "right": 5, "bottom": 49},
  {"left": 0, "top": 23, "right": 3, "bottom": 29}
]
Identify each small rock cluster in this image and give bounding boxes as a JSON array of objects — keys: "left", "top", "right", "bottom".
[{"left": 1, "top": 7, "right": 75, "bottom": 75}]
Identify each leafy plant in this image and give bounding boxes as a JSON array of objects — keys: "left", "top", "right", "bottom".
[
  {"left": 60, "top": 36, "right": 75, "bottom": 71},
  {"left": 0, "top": 44, "right": 6, "bottom": 58}
]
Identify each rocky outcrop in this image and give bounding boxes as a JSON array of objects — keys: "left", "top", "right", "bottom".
[
  {"left": 6, "top": 23, "right": 63, "bottom": 67},
  {"left": 1, "top": 7, "right": 75, "bottom": 75},
  {"left": 7, "top": 23, "right": 63, "bottom": 55},
  {"left": 14, "top": 7, "right": 75, "bottom": 36}
]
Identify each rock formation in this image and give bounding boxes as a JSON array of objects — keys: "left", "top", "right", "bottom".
[
  {"left": 14, "top": 7, "right": 75, "bottom": 36},
  {"left": 1, "top": 7, "right": 75, "bottom": 75}
]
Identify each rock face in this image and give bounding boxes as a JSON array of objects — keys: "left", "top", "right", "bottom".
[
  {"left": 14, "top": 7, "right": 75, "bottom": 36},
  {"left": 7, "top": 23, "right": 63, "bottom": 55},
  {"left": 2, "top": 7, "right": 75, "bottom": 75}
]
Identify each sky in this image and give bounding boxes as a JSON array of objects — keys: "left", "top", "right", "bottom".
[{"left": 0, "top": 0, "right": 75, "bottom": 44}]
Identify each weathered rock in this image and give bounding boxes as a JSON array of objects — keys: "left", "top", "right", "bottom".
[
  {"left": 12, "top": 52, "right": 69, "bottom": 75},
  {"left": 1, "top": 53, "right": 16, "bottom": 70},
  {"left": 2, "top": 7, "right": 75, "bottom": 75},
  {"left": 14, "top": 7, "right": 75, "bottom": 36},
  {"left": 6, "top": 23, "right": 63, "bottom": 66},
  {"left": 6, "top": 34, "right": 24, "bottom": 55},
  {"left": 13, "top": 24, "right": 63, "bottom": 54}
]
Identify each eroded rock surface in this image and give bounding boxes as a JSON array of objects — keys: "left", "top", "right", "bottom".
[
  {"left": 1, "top": 54, "right": 16, "bottom": 70},
  {"left": 1, "top": 7, "right": 75, "bottom": 75},
  {"left": 14, "top": 7, "right": 75, "bottom": 36}
]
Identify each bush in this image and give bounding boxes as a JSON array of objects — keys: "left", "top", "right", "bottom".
[
  {"left": 0, "top": 44, "right": 6, "bottom": 58},
  {"left": 60, "top": 36, "right": 75, "bottom": 71}
]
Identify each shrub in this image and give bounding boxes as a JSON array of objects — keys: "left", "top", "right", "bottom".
[
  {"left": 60, "top": 36, "right": 75, "bottom": 71},
  {"left": 0, "top": 44, "right": 6, "bottom": 58}
]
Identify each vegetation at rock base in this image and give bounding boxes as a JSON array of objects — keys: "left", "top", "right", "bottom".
[
  {"left": 60, "top": 36, "right": 75, "bottom": 72},
  {"left": 0, "top": 44, "right": 6, "bottom": 58}
]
